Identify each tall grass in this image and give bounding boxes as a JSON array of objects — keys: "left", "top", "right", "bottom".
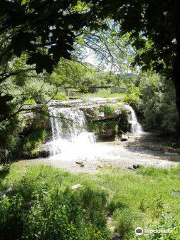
[{"left": 0, "top": 165, "right": 180, "bottom": 239}]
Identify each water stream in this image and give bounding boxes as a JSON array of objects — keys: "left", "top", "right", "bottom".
[
  {"left": 48, "top": 104, "right": 144, "bottom": 161},
  {"left": 48, "top": 107, "right": 96, "bottom": 160},
  {"left": 124, "top": 105, "right": 144, "bottom": 135},
  {"left": 16, "top": 103, "right": 177, "bottom": 170}
]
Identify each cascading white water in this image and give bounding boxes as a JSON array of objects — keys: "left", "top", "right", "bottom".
[
  {"left": 48, "top": 107, "right": 96, "bottom": 160},
  {"left": 47, "top": 104, "right": 145, "bottom": 163},
  {"left": 124, "top": 105, "right": 144, "bottom": 134}
]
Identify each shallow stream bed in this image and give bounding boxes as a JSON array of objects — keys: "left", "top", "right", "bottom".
[{"left": 15, "top": 134, "right": 180, "bottom": 173}]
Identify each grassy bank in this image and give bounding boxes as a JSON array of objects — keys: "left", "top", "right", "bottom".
[
  {"left": 69, "top": 89, "right": 125, "bottom": 99},
  {"left": 0, "top": 165, "right": 180, "bottom": 239}
]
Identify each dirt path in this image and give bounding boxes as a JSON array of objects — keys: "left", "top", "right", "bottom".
[{"left": 15, "top": 133, "right": 180, "bottom": 173}]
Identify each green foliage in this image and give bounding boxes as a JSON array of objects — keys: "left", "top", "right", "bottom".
[
  {"left": 134, "top": 200, "right": 180, "bottom": 240},
  {"left": 50, "top": 59, "right": 86, "bottom": 88},
  {"left": 87, "top": 120, "right": 119, "bottom": 139},
  {"left": 77, "top": 89, "right": 125, "bottom": 99},
  {"left": 0, "top": 0, "right": 179, "bottom": 138},
  {"left": 99, "top": 105, "right": 119, "bottom": 116},
  {"left": 50, "top": 59, "right": 115, "bottom": 92},
  {"left": 87, "top": 104, "right": 129, "bottom": 137},
  {"left": 0, "top": 0, "right": 85, "bottom": 73},
  {"left": 1, "top": 165, "right": 180, "bottom": 239},
  {"left": 53, "top": 92, "right": 67, "bottom": 100},
  {"left": 0, "top": 166, "right": 109, "bottom": 240},
  {"left": 0, "top": 118, "right": 23, "bottom": 163},
  {"left": 139, "top": 74, "right": 178, "bottom": 133},
  {"left": 19, "top": 129, "right": 50, "bottom": 157},
  {"left": 24, "top": 99, "right": 36, "bottom": 105},
  {"left": 79, "top": 21, "right": 137, "bottom": 74},
  {"left": 114, "top": 209, "right": 136, "bottom": 239},
  {"left": 0, "top": 56, "right": 56, "bottom": 162},
  {"left": 137, "top": 166, "right": 169, "bottom": 177},
  {"left": 0, "top": 0, "right": 176, "bottom": 76},
  {"left": 122, "top": 86, "right": 142, "bottom": 109},
  {"left": 121, "top": 73, "right": 178, "bottom": 133}
]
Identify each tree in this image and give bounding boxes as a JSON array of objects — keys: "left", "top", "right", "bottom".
[
  {"left": 50, "top": 59, "right": 87, "bottom": 89},
  {"left": 87, "top": 0, "right": 180, "bottom": 118},
  {"left": 1, "top": 0, "right": 180, "bottom": 120},
  {"left": 0, "top": 55, "right": 56, "bottom": 162},
  {"left": 77, "top": 20, "right": 137, "bottom": 74},
  {"left": 50, "top": 59, "right": 115, "bottom": 92}
]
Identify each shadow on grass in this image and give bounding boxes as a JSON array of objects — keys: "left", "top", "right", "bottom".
[
  {"left": 0, "top": 165, "right": 10, "bottom": 179},
  {"left": 0, "top": 165, "right": 10, "bottom": 189}
]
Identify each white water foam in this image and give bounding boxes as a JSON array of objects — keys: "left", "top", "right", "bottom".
[{"left": 48, "top": 107, "right": 97, "bottom": 161}]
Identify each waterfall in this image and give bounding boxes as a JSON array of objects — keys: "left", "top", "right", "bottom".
[
  {"left": 47, "top": 104, "right": 145, "bottom": 162},
  {"left": 48, "top": 107, "right": 96, "bottom": 160},
  {"left": 124, "top": 105, "right": 144, "bottom": 134}
]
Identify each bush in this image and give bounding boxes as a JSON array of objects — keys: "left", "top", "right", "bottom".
[
  {"left": 122, "top": 86, "right": 142, "bottom": 110},
  {"left": 53, "top": 92, "right": 67, "bottom": 100},
  {"left": 87, "top": 120, "right": 119, "bottom": 140},
  {"left": 114, "top": 209, "right": 136, "bottom": 239},
  {"left": 0, "top": 117, "right": 23, "bottom": 163},
  {"left": 139, "top": 74, "right": 178, "bottom": 133},
  {"left": 122, "top": 73, "right": 178, "bottom": 134},
  {"left": 19, "top": 129, "right": 50, "bottom": 157},
  {"left": 0, "top": 167, "right": 109, "bottom": 240}
]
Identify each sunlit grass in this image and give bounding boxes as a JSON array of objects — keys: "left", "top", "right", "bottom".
[
  {"left": 0, "top": 165, "right": 180, "bottom": 239},
  {"left": 75, "top": 89, "right": 125, "bottom": 99}
]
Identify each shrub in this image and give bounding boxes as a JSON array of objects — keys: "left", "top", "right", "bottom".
[
  {"left": 0, "top": 168, "right": 110, "bottom": 240},
  {"left": 53, "top": 92, "right": 67, "bottom": 100},
  {"left": 114, "top": 209, "right": 136, "bottom": 239},
  {"left": 139, "top": 74, "right": 178, "bottom": 133},
  {"left": 87, "top": 120, "right": 119, "bottom": 140},
  {"left": 19, "top": 129, "right": 50, "bottom": 157},
  {"left": 122, "top": 86, "right": 142, "bottom": 110}
]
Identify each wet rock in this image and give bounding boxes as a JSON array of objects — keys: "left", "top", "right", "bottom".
[
  {"left": 39, "top": 149, "right": 50, "bottom": 158},
  {"left": 165, "top": 152, "right": 178, "bottom": 155},
  {"left": 0, "top": 184, "right": 14, "bottom": 197},
  {"left": 76, "top": 161, "right": 83, "bottom": 165},
  {"left": 97, "top": 164, "right": 103, "bottom": 168},
  {"left": 171, "top": 142, "right": 176, "bottom": 147},
  {"left": 82, "top": 103, "right": 123, "bottom": 121},
  {"left": 121, "top": 134, "right": 129, "bottom": 141},
  {"left": 133, "top": 164, "right": 140, "bottom": 169}
]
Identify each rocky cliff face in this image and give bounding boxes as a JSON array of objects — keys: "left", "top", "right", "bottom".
[
  {"left": 80, "top": 104, "right": 122, "bottom": 121},
  {"left": 22, "top": 98, "right": 128, "bottom": 126}
]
